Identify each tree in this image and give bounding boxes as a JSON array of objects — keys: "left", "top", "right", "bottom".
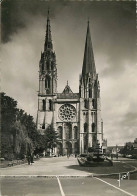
[
  {"left": 1, "top": 92, "right": 59, "bottom": 159},
  {"left": 44, "top": 125, "right": 58, "bottom": 150},
  {"left": 1, "top": 92, "right": 18, "bottom": 159},
  {"left": 1, "top": 93, "right": 38, "bottom": 159}
]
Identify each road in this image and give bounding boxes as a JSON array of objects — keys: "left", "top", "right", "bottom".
[{"left": 0, "top": 157, "right": 137, "bottom": 196}]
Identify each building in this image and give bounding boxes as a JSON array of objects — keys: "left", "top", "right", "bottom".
[
  {"left": 107, "top": 145, "right": 123, "bottom": 155},
  {"left": 126, "top": 138, "right": 137, "bottom": 150},
  {"left": 36, "top": 11, "right": 104, "bottom": 155}
]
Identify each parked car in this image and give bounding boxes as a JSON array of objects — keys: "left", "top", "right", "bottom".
[
  {"left": 126, "top": 154, "right": 132, "bottom": 158},
  {"left": 0, "top": 158, "right": 5, "bottom": 161}
]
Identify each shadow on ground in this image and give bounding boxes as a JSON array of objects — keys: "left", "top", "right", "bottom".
[{"left": 66, "top": 161, "right": 135, "bottom": 175}]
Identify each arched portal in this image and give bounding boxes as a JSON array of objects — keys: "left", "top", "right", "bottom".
[
  {"left": 84, "top": 123, "right": 88, "bottom": 153},
  {"left": 64, "top": 123, "right": 72, "bottom": 140},
  {"left": 66, "top": 141, "right": 72, "bottom": 155},
  {"left": 57, "top": 126, "right": 63, "bottom": 139},
  {"left": 57, "top": 142, "right": 63, "bottom": 156},
  {"left": 73, "top": 126, "right": 78, "bottom": 139},
  {"left": 74, "top": 142, "right": 79, "bottom": 154}
]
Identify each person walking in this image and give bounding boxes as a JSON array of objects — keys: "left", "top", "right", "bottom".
[
  {"left": 27, "top": 155, "right": 31, "bottom": 165},
  {"left": 30, "top": 153, "right": 34, "bottom": 165}
]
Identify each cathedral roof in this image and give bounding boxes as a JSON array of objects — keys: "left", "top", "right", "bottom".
[
  {"left": 82, "top": 21, "right": 96, "bottom": 78},
  {"left": 62, "top": 81, "right": 73, "bottom": 94}
]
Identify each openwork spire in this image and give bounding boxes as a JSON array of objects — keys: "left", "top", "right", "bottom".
[
  {"left": 82, "top": 20, "right": 96, "bottom": 78},
  {"left": 44, "top": 8, "right": 53, "bottom": 51}
]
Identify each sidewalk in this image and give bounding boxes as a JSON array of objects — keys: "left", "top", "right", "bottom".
[{"left": 1, "top": 156, "right": 136, "bottom": 176}]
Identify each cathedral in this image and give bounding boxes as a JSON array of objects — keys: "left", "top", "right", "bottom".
[{"left": 37, "top": 11, "right": 105, "bottom": 155}]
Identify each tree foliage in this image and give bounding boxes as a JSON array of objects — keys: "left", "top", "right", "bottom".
[
  {"left": 1, "top": 93, "right": 38, "bottom": 159},
  {"left": 44, "top": 125, "right": 58, "bottom": 149},
  {"left": 1, "top": 92, "right": 59, "bottom": 159}
]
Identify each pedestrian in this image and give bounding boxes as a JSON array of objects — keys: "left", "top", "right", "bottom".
[
  {"left": 30, "top": 153, "right": 34, "bottom": 164},
  {"left": 27, "top": 155, "right": 31, "bottom": 165},
  {"left": 116, "top": 153, "right": 118, "bottom": 160}
]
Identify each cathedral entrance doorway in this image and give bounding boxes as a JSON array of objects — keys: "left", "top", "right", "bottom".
[
  {"left": 64, "top": 123, "right": 72, "bottom": 140},
  {"left": 84, "top": 123, "right": 88, "bottom": 153},
  {"left": 74, "top": 142, "right": 79, "bottom": 154},
  {"left": 57, "top": 142, "right": 63, "bottom": 156},
  {"left": 66, "top": 141, "right": 72, "bottom": 155}
]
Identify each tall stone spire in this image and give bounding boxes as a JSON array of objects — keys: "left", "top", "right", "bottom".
[
  {"left": 44, "top": 8, "right": 53, "bottom": 51},
  {"left": 39, "top": 8, "right": 57, "bottom": 95},
  {"left": 82, "top": 20, "right": 96, "bottom": 78}
]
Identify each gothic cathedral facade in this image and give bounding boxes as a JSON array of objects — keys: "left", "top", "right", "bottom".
[{"left": 37, "top": 12, "right": 104, "bottom": 155}]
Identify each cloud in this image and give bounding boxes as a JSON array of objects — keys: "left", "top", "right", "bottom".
[
  {"left": 1, "top": 1, "right": 136, "bottom": 146},
  {"left": 1, "top": 14, "right": 46, "bottom": 119}
]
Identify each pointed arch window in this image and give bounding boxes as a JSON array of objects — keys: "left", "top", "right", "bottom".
[
  {"left": 46, "top": 61, "right": 50, "bottom": 70},
  {"left": 89, "top": 89, "right": 92, "bottom": 98},
  {"left": 42, "top": 99, "right": 46, "bottom": 111},
  {"left": 49, "top": 99, "right": 52, "bottom": 111},
  {"left": 84, "top": 123, "right": 88, "bottom": 133},
  {"left": 42, "top": 124, "right": 45, "bottom": 129},
  {"left": 74, "top": 126, "right": 78, "bottom": 139},
  {"left": 88, "top": 83, "right": 92, "bottom": 98},
  {"left": 51, "top": 61, "right": 54, "bottom": 70},
  {"left": 45, "top": 75, "right": 51, "bottom": 89},
  {"left": 92, "top": 99, "right": 95, "bottom": 108},
  {"left": 92, "top": 123, "right": 95, "bottom": 132},
  {"left": 84, "top": 99, "right": 88, "bottom": 109},
  {"left": 58, "top": 126, "right": 63, "bottom": 139}
]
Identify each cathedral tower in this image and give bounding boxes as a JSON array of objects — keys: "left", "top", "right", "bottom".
[
  {"left": 36, "top": 14, "right": 104, "bottom": 155},
  {"left": 37, "top": 10, "right": 57, "bottom": 133},
  {"left": 79, "top": 21, "right": 103, "bottom": 153}
]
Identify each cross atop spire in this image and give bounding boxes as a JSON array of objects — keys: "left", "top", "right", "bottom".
[
  {"left": 44, "top": 8, "right": 53, "bottom": 51},
  {"left": 87, "top": 17, "right": 89, "bottom": 25},
  {"left": 82, "top": 20, "right": 96, "bottom": 78},
  {"left": 47, "top": 7, "right": 50, "bottom": 17}
]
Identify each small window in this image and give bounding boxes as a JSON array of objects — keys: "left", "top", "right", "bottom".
[
  {"left": 89, "top": 88, "right": 92, "bottom": 98},
  {"left": 84, "top": 123, "right": 88, "bottom": 133},
  {"left": 45, "top": 76, "right": 50, "bottom": 89},
  {"left": 42, "top": 99, "right": 46, "bottom": 111},
  {"left": 51, "top": 61, "right": 54, "bottom": 70},
  {"left": 49, "top": 99, "right": 52, "bottom": 111},
  {"left": 92, "top": 123, "right": 95, "bottom": 132},
  {"left": 46, "top": 61, "right": 50, "bottom": 70},
  {"left": 92, "top": 99, "right": 95, "bottom": 108},
  {"left": 84, "top": 99, "right": 88, "bottom": 109}
]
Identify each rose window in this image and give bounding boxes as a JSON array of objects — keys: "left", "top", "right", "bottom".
[{"left": 59, "top": 104, "right": 76, "bottom": 121}]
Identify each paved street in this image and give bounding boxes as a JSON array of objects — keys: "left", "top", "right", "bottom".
[
  {"left": 1, "top": 176, "right": 137, "bottom": 196},
  {"left": 0, "top": 157, "right": 135, "bottom": 176},
  {"left": 0, "top": 157, "right": 137, "bottom": 196}
]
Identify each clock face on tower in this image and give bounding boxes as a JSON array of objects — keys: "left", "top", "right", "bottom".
[{"left": 59, "top": 104, "right": 76, "bottom": 122}]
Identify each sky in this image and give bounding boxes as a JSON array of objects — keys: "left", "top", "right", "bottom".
[{"left": 1, "top": 0, "right": 137, "bottom": 146}]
